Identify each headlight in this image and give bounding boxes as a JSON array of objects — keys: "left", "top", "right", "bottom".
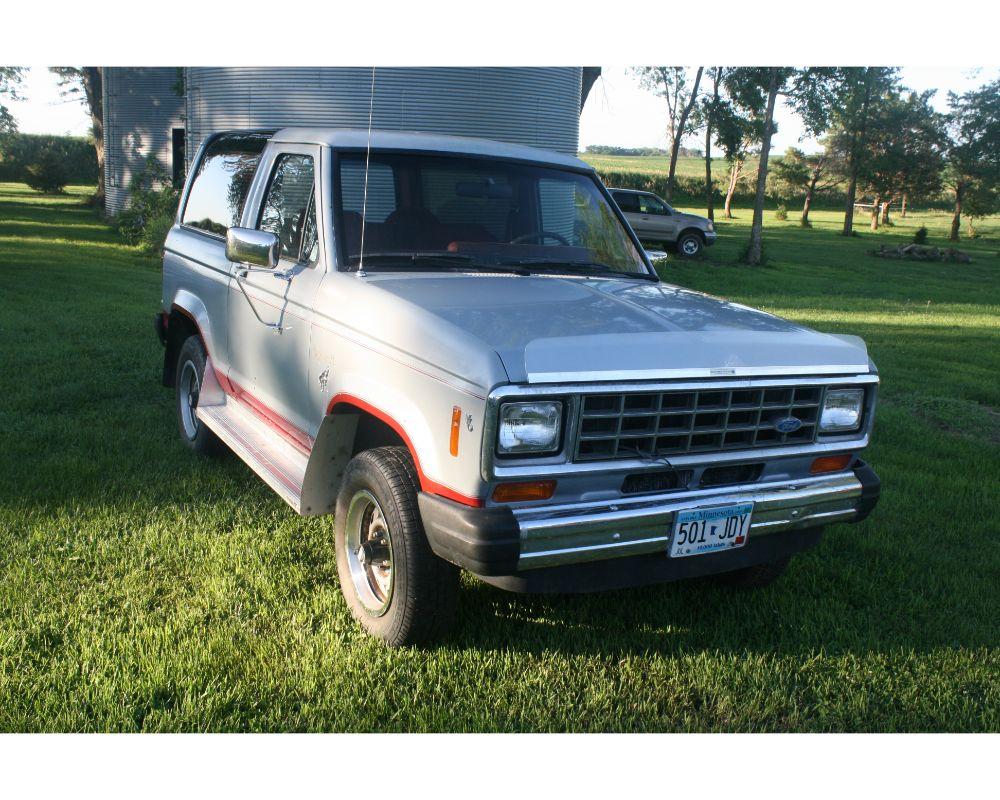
[
  {"left": 706, "top": 221, "right": 714, "bottom": 232},
  {"left": 497, "top": 401, "right": 562, "bottom": 455},
  {"left": 819, "top": 388, "right": 864, "bottom": 433}
]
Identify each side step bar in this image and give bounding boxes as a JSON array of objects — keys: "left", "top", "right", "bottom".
[
  {"left": 195, "top": 362, "right": 308, "bottom": 512},
  {"left": 198, "top": 401, "right": 308, "bottom": 512}
]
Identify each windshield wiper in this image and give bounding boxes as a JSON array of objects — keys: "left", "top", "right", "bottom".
[
  {"left": 350, "top": 252, "right": 530, "bottom": 276},
  {"left": 500, "top": 259, "right": 659, "bottom": 281},
  {"left": 350, "top": 252, "right": 475, "bottom": 267}
]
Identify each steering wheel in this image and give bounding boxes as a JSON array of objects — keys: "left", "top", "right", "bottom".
[{"left": 509, "top": 230, "right": 570, "bottom": 246}]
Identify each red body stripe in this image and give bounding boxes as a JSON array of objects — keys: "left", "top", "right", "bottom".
[
  {"left": 327, "top": 393, "right": 484, "bottom": 508},
  {"left": 225, "top": 378, "right": 314, "bottom": 455},
  {"left": 167, "top": 305, "right": 482, "bottom": 508}
]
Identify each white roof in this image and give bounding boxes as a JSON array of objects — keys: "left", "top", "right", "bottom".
[{"left": 269, "top": 127, "right": 591, "bottom": 171}]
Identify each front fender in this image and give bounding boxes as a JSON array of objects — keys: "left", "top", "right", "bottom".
[{"left": 170, "top": 288, "right": 220, "bottom": 364}]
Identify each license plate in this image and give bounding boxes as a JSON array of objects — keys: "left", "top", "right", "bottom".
[{"left": 669, "top": 502, "right": 754, "bottom": 558}]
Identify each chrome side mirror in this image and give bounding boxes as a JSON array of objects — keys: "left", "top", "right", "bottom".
[{"left": 226, "top": 227, "right": 279, "bottom": 268}]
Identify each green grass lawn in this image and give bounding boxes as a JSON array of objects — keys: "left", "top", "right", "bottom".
[
  {"left": 581, "top": 152, "right": 756, "bottom": 180},
  {"left": 1, "top": 182, "right": 998, "bottom": 732}
]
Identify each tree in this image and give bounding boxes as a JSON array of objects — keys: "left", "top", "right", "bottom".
[
  {"left": 771, "top": 145, "right": 843, "bottom": 226},
  {"left": 711, "top": 87, "right": 762, "bottom": 220},
  {"left": 696, "top": 67, "right": 727, "bottom": 220},
  {"left": 855, "top": 91, "right": 946, "bottom": 230},
  {"left": 944, "top": 79, "right": 1000, "bottom": 241},
  {"left": 50, "top": 67, "right": 104, "bottom": 207},
  {"left": 726, "top": 68, "right": 834, "bottom": 264},
  {"left": 632, "top": 67, "right": 704, "bottom": 201},
  {"left": 824, "top": 68, "right": 900, "bottom": 235},
  {"left": 0, "top": 67, "right": 26, "bottom": 138},
  {"left": 25, "top": 147, "right": 69, "bottom": 194},
  {"left": 740, "top": 68, "right": 782, "bottom": 263}
]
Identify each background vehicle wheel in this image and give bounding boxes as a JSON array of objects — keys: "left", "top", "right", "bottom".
[
  {"left": 334, "top": 446, "right": 459, "bottom": 646},
  {"left": 714, "top": 556, "right": 791, "bottom": 589},
  {"left": 677, "top": 231, "right": 704, "bottom": 258},
  {"left": 175, "top": 335, "right": 223, "bottom": 455}
]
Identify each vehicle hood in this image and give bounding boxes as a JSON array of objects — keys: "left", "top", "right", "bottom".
[
  {"left": 366, "top": 274, "right": 871, "bottom": 384},
  {"left": 677, "top": 211, "right": 711, "bottom": 228}
]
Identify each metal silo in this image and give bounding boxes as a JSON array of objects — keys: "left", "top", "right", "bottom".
[
  {"left": 102, "top": 67, "right": 184, "bottom": 215},
  {"left": 184, "top": 67, "right": 583, "bottom": 167}
]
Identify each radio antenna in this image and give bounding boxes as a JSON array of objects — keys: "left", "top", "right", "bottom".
[{"left": 356, "top": 66, "right": 376, "bottom": 278}]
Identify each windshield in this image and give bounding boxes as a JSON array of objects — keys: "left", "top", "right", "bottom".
[{"left": 335, "top": 152, "right": 648, "bottom": 277}]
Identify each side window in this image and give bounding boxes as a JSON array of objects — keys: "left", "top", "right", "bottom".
[
  {"left": 639, "top": 194, "right": 669, "bottom": 215},
  {"left": 258, "top": 154, "right": 316, "bottom": 261},
  {"left": 613, "top": 191, "right": 640, "bottom": 213},
  {"left": 182, "top": 133, "right": 269, "bottom": 236}
]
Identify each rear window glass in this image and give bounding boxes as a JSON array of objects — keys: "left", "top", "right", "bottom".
[
  {"left": 182, "top": 133, "right": 270, "bottom": 236},
  {"left": 612, "top": 191, "right": 640, "bottom": 213}
]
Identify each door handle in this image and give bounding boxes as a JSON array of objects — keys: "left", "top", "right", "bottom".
[{"left": 236, "top": 265, "right": 293, "bottom": 282}]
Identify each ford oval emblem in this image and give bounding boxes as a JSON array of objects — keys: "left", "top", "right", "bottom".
[{"left": 774, "top": 416, "right": 803, "bottom": 434}]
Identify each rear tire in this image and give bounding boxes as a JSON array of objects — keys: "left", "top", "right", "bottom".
[
  {"left": 334, "top": 446, "right": 459, "bottom": 646},
  {"left": 677, "top": 231, "right": 704, "bottom": 258},
  {"left": 175, "top": 335, "right": 223, "bottom": 455},
  {"left": 714, "top": 556, "right": 791, "bottom": 589}
]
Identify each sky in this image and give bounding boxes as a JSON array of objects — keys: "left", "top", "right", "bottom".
[
  {"left": 581, "top": 66, "right": 1000, "bottom": 154},
  {"left": 9, "top": 66, "right": 1000, "bottom": 151},
  {"left": 10, "top": 67, "right": 92, "bottom": 136}
]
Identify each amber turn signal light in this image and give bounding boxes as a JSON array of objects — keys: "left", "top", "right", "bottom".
[
  {"left": 810, "top": 454, "right": 852, "bottom": 474},
  {"left": 491, "top": 481, "right": 557, "bottom": 503},
  {"left": 449, "top": 406, "right": 461, "bottom": 457}
]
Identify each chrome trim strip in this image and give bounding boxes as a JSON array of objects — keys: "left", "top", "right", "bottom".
[
  {"left": 513, "top": 471, "right": 857, "bottom": 520},
  {"left": 495, "top": 436, "right": 869, "bottom": 479},
  {"left": 527, "top": 364, "right": 873, "bottom": 383},
  {"left": 513, "top": 472, "right": 863, "bottom": 569},
  {"left": 749, "top": 507, "right": 857, "bottom": 530}
]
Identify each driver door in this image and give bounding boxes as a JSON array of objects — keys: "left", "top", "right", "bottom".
[
  {"left": 637, "top": 193, "right": 678, "bottom": 242},
  {"left": 226, "top": 144, "right": 325, "bottom": 441}
]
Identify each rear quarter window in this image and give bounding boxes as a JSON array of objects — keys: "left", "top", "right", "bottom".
[
  {"left": 612, "top": 191, "right": 640, "bottom": 213},
  {"left": 181, "top": 133, "right": 270, "bottom": 236}
]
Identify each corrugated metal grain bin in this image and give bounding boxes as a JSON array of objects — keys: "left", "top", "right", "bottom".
[
  {"left": 184, "top": 67, "right": 583, "bottom": 165},
  {"left": 102, "top": 68, "right": 185, "bottom": 215}
]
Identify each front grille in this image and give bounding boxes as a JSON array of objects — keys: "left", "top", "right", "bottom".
[{"left": 575, "top": 385, "right": 824, "bottom": 461}]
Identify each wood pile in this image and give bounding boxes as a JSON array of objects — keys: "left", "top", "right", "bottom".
[{"left": 870, "top": 244, "right": 972, "bottom": 263}]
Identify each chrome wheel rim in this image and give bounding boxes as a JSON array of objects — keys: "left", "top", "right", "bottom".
[
  {"left": 681, "top": 237, "right": 699, "bottom": 256},
  {"left": 344, "top": 490, "right": 395, "bottom": 616},
  {"left": 179, "top": 359, "right": 201, "bottom": 440}
]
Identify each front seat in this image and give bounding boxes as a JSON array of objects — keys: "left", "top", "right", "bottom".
[{"left": 384, "top": 207, "right": 442, "bottom": 250}]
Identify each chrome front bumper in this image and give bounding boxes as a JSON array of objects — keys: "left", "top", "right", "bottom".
[{"left": 513, "top": 471, "right": 865, "bottom": 569}]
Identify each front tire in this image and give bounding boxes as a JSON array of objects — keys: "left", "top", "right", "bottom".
[
  {"left": 334, "top": 446, "right": 459, "bottom": 646},
  {"left": 676, "top": 231, "right": 704, "bottom": 258},
  {"left": 175, "top": 335, "right": 223, "bottom": 455}
]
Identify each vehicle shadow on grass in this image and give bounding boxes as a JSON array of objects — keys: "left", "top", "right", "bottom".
[{"left": 448, "top": 558, "right": 973, "bottom": 660}]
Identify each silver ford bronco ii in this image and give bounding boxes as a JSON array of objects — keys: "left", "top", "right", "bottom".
[{"left": 156, "top": 128, "right": 881, "bottom": 645}]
